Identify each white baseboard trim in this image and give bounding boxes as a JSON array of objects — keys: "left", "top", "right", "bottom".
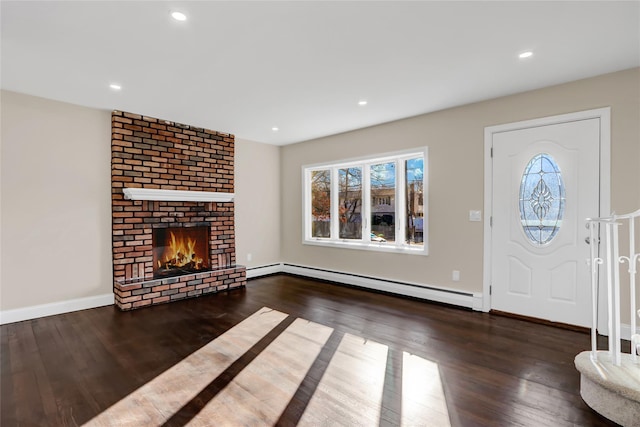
[
  {"left": 619, "top": 324, "right": 640, "bottom": 341},
  {"left": 592, "top": 322, "right": 639, "bottom": 341},
  {"left": 472, "top": 293, "right": 484, "bottom": 311},
  {"left": 252, "top": 263, "right": 639, "bottom": 339},
  {"left": 246, "top": 263, "right": 284, "bottom": 279},
  {"left": 279, "top": 263, "right": 480, "bottom": 310},
  {"left": 0, "top": 293, "right": 115, "bottom": 325}
]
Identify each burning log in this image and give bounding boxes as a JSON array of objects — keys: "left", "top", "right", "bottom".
[{"left": 153, "top": 227, "right": 210, "bottom": 279}]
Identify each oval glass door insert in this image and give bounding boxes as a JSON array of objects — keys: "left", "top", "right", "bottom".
[{"left": 519, "top": 153, "right": 565, "bottom": 245}]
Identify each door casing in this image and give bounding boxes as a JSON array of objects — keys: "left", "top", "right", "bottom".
[{"left": 483, "top": 108, "right": 611, "bottom": 329}]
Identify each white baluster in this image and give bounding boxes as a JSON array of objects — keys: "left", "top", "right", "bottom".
[
  {"left": 612, "top": 221, "right": 621, "bottom": 366},
  {"left": 630, "top": 216, "right": 637, "bottom": 362},
  {"left": 632, "top": 308, "right": 640, "bottom": 360},
  {"left": 588, "top": 220, "right": 602, "bottom": 361},
  {"left": 605, "top": 222, "right": 615, "bottom": 359}
]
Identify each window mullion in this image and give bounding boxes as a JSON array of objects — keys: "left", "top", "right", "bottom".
[
  {"left": 330, "top": 167, "right": 340, "bottom": 241},
  {"left": 304, "top": 169, "right": 310, "bottom": 241},
  {"left": 363, "top": 164, "right": 371, "bottom": 242},
  {"left": 397, "top": 159, "right": 406, "bottom": 247},
  {"left": 423, "top": 149, "right": 429, "bottom": 254}
]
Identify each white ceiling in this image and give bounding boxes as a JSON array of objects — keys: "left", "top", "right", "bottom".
[{"left": 2, "top": 1, "right": 639, "bottom": 145}]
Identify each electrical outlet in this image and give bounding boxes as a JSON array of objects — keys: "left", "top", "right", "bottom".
[
  {"left": 452, "top": 270, "right": 460, "bottom": 281},
  {"left": 247, "top": 253, "right": 252, "bottom": 262}
]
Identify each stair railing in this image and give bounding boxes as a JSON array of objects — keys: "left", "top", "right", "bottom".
[{"left": 586, "top": 208, "right": 640, "bottom": 366}]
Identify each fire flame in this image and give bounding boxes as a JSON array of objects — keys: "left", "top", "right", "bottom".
[{"left": 157, "top": 231, "right": 205, "bottom": 270}]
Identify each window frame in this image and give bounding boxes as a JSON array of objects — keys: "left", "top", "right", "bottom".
[{"left": 302, "top": 147, "right": 428, "bottom": 255}]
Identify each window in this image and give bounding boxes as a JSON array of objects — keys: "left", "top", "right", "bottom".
[
  {"left": 311, "top": 170, "right": 331, "bottom": 238},
  {"left": 339, "top": 167, "right": 362, "bottom": 239},
  {"left": 304, "top": 148, "right": 428, "bottom": 255}
]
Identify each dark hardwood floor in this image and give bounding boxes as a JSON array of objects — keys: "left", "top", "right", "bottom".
[{"left": 1, "top": 274, "right": 619, "bottom": 426}]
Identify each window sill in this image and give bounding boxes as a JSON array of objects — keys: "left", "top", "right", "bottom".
[{"left": 303, "top": 239, "right": 428, "bottom": 256}]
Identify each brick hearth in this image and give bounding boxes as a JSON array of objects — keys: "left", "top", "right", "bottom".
[{"left": 111, "top": 111, "right": 246, "bottom": 310}]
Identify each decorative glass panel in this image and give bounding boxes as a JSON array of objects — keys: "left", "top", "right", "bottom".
[
  {"left": 370, "top": 162, "right": 396, "bottom": 242},
  {"left": 311, "top": 170, "right": 331, "bottom": 238},
  {"left": 339, "top": 167, "right": 362, "bottom": 239},
  {"left": 519, "top": 153, "right": 565, "bottom": 245}
]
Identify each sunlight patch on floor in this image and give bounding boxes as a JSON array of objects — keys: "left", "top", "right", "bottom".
[
  {"left": 187, "top": 318, "right": 333, "bottom": 426},
  {"left": 83, "top": 307, "right": 287, "bottom": 426},
  {"left": 298, "top": 333, "right": 389, "bottom": 426},
  {"left": 401, "top": 351, "right": 451, "bottom": 427}
]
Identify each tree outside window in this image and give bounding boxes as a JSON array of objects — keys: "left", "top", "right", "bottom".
[
  {"left": 339, "top": 167, "right": 362, "bottom": 239},
  {"left": 311, "top": 170, "right": 331, "bottom": 238}
]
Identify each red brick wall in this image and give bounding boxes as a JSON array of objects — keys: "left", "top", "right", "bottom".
[{"left": 111, "top": 111, "right": 245, "bottom": 310}]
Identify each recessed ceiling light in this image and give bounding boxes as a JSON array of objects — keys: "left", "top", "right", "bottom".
[
  {"left": 519, "top": 51, "right": 533, "bottom": 59},
  {"left": 109, "top": 83, "right": 121, "bottom": 90},
  {"left": 358, "top": 100, "right": 368, "bottom": 106},
  {"left": 171, "top": 11, "right": 187, "bottom": 21},
  {"left": 272, "top": 127, "right": 279, "bottom": 131}
]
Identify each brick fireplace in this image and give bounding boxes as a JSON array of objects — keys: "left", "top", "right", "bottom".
[{"left": 111, "top": 111, "right": 246, "bottom": 310}]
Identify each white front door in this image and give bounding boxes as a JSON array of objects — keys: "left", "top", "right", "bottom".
[{"left": 489, "top": 116, "right": 602, "bottom": 327}]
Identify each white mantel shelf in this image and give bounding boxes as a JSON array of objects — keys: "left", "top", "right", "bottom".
[{"left": 122, "top": 188, "right": 234, "bottom": 202}]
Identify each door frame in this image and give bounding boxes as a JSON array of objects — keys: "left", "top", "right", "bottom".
[{"left": 483, "top": 108, "right": 611, "bottom": 326}]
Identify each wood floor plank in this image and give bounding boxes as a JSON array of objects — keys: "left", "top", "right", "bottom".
[
  {"left": 31, "top": 315, "right": 100, "bottom": 426},
  {"left": 0, "top": 323, "right": 16, "bottom": 424},
  {"left": 8, "top": 321, "right": 57, "bottom": 426},
  {"left": 379, "top": 347, "right": 403, "bottom": 427}
]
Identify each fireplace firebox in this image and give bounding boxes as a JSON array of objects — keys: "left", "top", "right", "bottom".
[{"left": 152, "top": 226, "right": 210, "bottom": 279}]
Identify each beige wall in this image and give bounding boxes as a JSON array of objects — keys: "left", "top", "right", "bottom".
[
  {"left": 235, "top": 138, "right": 281, "bottom": 267},
  {"left": 2, "top": 68, "right": 638, "bottom": 315},
  {"left": 280, "top": 68, "right": 640, "bottom": 294},
  {"left": 1, "top": 91, "right": 112, "bottom": 310},
  {"left": 0, "top": 92, "right": 282, "bottom": 312}
]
